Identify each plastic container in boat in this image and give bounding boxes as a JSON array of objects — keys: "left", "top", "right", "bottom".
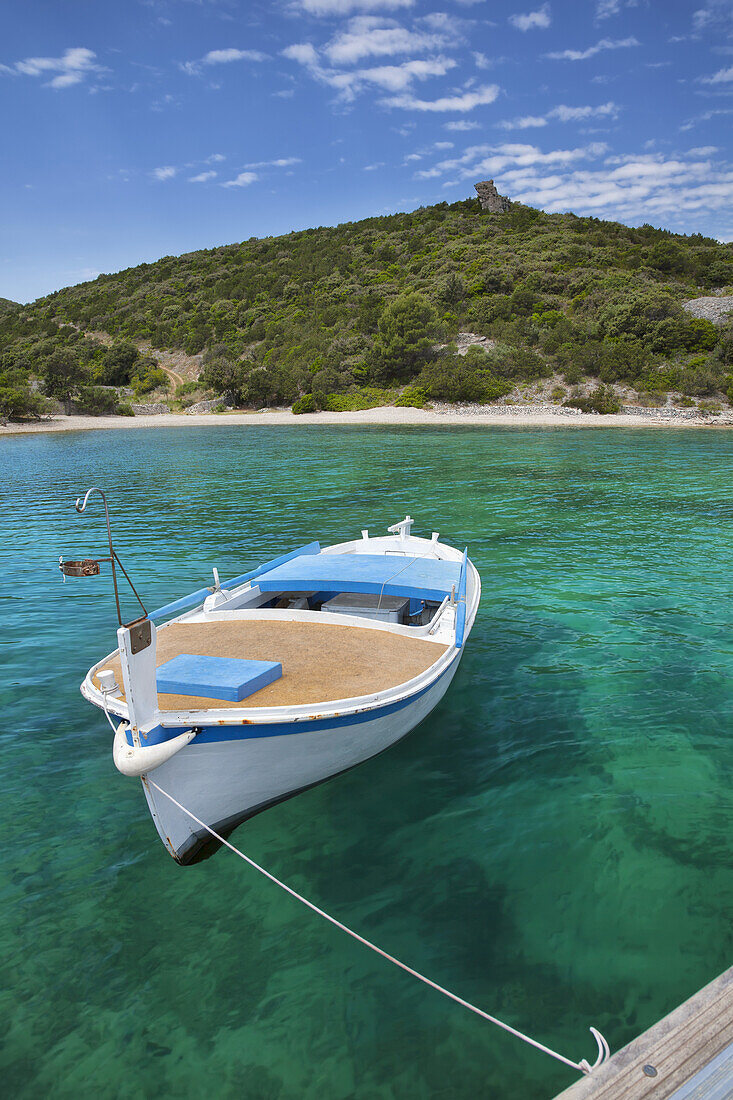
[{"left": 322, "top": 592, "right": 409, "bottom": 624}]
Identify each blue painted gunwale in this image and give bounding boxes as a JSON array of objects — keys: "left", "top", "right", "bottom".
[
  {"left": 148, "top": 541, "right": 321, "bottom": 622},
  {"left": 127, "top": 657, "right": 457, "bottom": 747},
  {"left": 455, "top": 548, "right": 468, "bottom": 649}
]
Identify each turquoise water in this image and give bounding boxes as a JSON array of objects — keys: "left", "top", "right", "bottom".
[{"left": 2, "top": 425, "right": 732, "bottom": 1099}]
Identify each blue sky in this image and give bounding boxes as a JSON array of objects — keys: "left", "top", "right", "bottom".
[{"left": 2, "top": 0, "right": 732, "bottom": 303}]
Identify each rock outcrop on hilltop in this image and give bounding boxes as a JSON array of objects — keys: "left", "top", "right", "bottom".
[{"left": 475, "top": 180, "right": 511, "bottom": 213}]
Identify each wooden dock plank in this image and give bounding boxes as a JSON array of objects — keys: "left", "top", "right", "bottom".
[{"left": 554, "top": 968, "right": 733, "bottom": 1100}]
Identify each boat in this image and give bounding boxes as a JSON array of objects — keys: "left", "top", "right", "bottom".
[{"left": 70, "top": 497, "right": 480, "bottom": 864}]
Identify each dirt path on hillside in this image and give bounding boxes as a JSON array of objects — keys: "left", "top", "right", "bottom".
[{"left": 84, "top": 330, "right": 200, "bottom": 390}]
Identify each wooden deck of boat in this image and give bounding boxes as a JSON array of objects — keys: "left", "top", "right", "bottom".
[
  {"left": 94, "top": 618, "right": 448, "bottom": 710},
  {"left": 554, "top": 967, "right": 733, "bottom": 1100}
]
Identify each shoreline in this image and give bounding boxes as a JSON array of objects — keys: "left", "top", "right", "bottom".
[{"left": 2, "top": 404, "right": 732, "bottom": 436}]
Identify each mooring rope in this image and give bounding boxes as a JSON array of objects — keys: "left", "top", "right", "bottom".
[{"left": 148, "top": 778, "right": 610, "bottom": 1076}]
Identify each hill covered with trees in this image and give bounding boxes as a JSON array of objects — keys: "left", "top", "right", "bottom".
[{"left": 1, "top": 196, "right": 732, "bottom": 420}]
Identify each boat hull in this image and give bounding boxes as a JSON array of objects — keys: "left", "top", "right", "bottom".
[{"left": 142, "top": 652, "right": 463, "bottom": 863}]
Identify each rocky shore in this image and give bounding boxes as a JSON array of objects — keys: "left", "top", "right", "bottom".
[{"left": 2, "top": 403, "right": 732, "bottom": 436}]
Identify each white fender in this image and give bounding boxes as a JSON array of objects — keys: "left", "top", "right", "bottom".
[{"left": 113, "top": 725, "right": 197, "bottom": 777}]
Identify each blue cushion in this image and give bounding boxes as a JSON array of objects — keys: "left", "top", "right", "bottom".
[{"left": 156, "top": 654, "right": 282, "bottom": 702}]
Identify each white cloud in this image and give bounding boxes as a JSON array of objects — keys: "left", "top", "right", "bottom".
[
  {"left": 546, "top": 36, "right": 639, "bottom": 60},
  {"left": 364, "top": 162, "right": 385, "bottom": 170},
  {"left": 382, "top": 82, "right": 499, "bottom": 112},
  {"left": 322, "top": 15, "right": 460, "bottom": 65},
  {"left": 688, "top": 145, "right": 719, "bottom": 155},
  {"left": 403, "top": 139, "right": 455, "bottom": 163},
  {"left": 183, "top": 47, "right": 268, "bottom": 75},
  {"left": 596, "top": 0, "right": 620, "bottom": 18},
  {"left": 222, "top": 172, "right": 258, "bottom": 188},
  {"left": 241, "top": 157, "right": 302, "bottom": 168},
  {"left": 344, "top": 57, "right": 456, "bottom": 92},
  {"left": 283, "top": 29, "right": 458, "bottom": 101},
  {"left": 702, "top": 65, "right": 733, "bottom": 83},
  {"left": 152, "top": 166, "right": 177, "bottom": 181},
  {"left": 204, "top": 48, "right": 268, "bottom": 64},
  {"left": 693, "top": 1, "right": 733, "bottom": 33},
  {"left": 189, "top": 171, "right": 217, "bottom": 182},
  {"left": 498, "top": 114, "right": 548, "bottom": 129},
  {"left": 679, "top": 106, "right": 733, "bottom": 131},
  {"left": 551, "top": 100, "right": 618, "bottom": 121},
  {"left": 206, "top": 153, "right": 226, "bottom": 163},
  {"left": 473, "top": 51, "right": 491, "bottom": 69},
  {"left": 499, "top": 101, "right": 619, "bottom": 129},
  {"left": 414, "top": 143, "right": 732, "bottom": 225},
  {"left": 509, "top": 4, "right": 551, "bottom": 31},
  {"left": 282, "top": 43, "right": 321, "bottom": 66},
  {"left": 444, "top": 119, "right": 481, "bottom": 131},
  {"left": 418, "top": 140, "right": 610, "bottom": 180},
  {"left": 283, "top": 14, "right": 471, "bottom": 106},
  {"left": 507, "top": 153, "right": 733, "bottom": 219},
  {"left": 293, "top": 0, "right": 414, "bottom": 15},
  {"left": 11, "top": 46, "right": 103, "bottom": 89}
]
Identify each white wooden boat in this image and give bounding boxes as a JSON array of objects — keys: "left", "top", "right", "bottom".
[{"left": 78, "top": 514, "right": 480, "bottom": 863}]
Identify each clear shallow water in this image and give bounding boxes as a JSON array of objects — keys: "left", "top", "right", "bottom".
[{"left": 1, "top": 425, "right": 732, "bottom": 1100}]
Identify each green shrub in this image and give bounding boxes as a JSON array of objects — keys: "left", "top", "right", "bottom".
[
  {"left": 370, "top": 292, "right": 441, "bottom": 382},
  {"left": 494, "top": 346, "right": 551, "bottom": 380},
  {"left": 395, "top": 385, "right": 429, "bottom": 407},
  {"left": 117, "top": 402, "right": 135, "bottom": 416},
  {"left": 716, "top": 325, "right": 733, "bottom": 366},
  {"left": 676, "top": 364, "right": 725, "bottom": 397},
  {"left": 563, "top": 384, "right": 621, "bottom": 414},
  {"left": 292, "top": 393, "right": 316, "bottom": 414},
  {"left": 175, "top": 380, "right": 200, "bottom": 396},
  {"left": 682, "top": 318, "right": 719, "bottom": 352},
  {"left": 324, "top": 387, "right": 396, "bottom": 411},
  {"left": 100, "top": 341, "right": 140, "bottom": 385},
  {"left": 131, "top": 361, "right": 169, "bottom": 395},
  {"left": 0, "top": 382, "right": 49, "bottom": 420},
  {"left": 417, "top": 357, "right": 511, "bottom": 403},
  {"left": 74, "top": 385, "right": 122, "bottom": 415}
]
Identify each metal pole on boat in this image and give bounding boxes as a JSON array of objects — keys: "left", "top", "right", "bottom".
[
  {"left": 75, "top": 487, "right": 122, "bottom": 623},
  {"left": 69, "top": 487, "right": 148, "bottom": 627}
]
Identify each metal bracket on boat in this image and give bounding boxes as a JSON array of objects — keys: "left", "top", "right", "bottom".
[
  {"left": 388, "top": 515, "right": 414, "bottom": 543},
  {"left": 203, "top": 567, "right": 231, "bottom": 612},
  {"left": 113, "top": 724, "right": 198, "bottom": 777},
  {"left": 59, "top": 487, "right": 148, "bottom": 627}
]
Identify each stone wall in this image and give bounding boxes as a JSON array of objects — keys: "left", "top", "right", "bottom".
[
  {"left": 619, "top": 405, "right": 698, "bottom": 420},
  {"left": 131, "top": 403, "right": 170, "bottom": 415},
  {"left": 185, "top": 399, "right": 225, "bottom": 414}
]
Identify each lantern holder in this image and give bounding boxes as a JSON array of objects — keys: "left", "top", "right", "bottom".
[{"left": 59, "top": 487, "right": 147, "bottom": 627}]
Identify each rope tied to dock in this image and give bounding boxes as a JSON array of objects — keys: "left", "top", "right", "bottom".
[{"left": 148, "top": 779, "right": 610, "bottom": 1077}]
